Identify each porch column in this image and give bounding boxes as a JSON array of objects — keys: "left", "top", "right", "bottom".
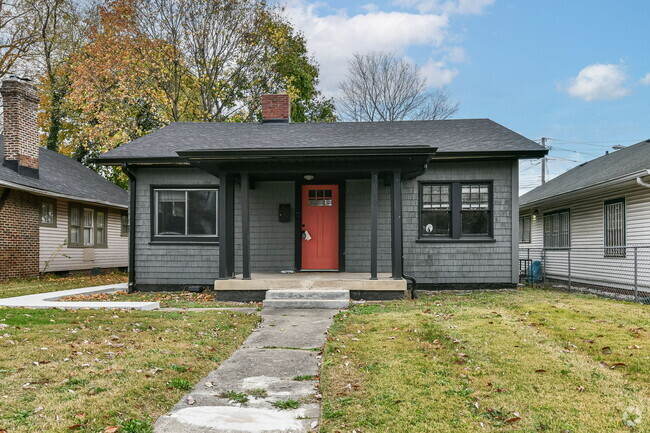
[
  {"left": 370, "top": 170, "right": 379, "bottom": 280},
  {"left": 391, "top": 169, "right": 403, "bottom": 280},
  {"left": 241, "top": 172, "right": 251, "bottom": 280},
  {"left": 226, "top": 174, "right": 235, "bottom": 277},
  {"left": 218, "top": 172, "right": 229, "bottom": 280}
]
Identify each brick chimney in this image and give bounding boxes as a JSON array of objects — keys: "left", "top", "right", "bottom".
[
  {"left": 261, "top": 94, "right": 291, "bottom": 123},
  {"left": 1, "top": 76, "right": 40, "bottom": 177}
]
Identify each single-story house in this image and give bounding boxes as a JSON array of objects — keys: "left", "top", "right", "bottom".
[
  {"left": 0, "top": 77, "right": 129, "bottom": 280},
  {"left": 519, "top": 139, "right": 650, "bottom": 294},
  {"left": 98, "top": 94, "right": 546, "bottom": 300}
]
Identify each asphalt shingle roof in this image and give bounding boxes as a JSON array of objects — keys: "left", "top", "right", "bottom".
[
  {"left": 0, "top": 138, "right": 128, "bottom": 207},
  {"left": 97, "top": 119, "right": 545, "bottom": 162},
  {"left": 520, "top": 139, "right": 650, "bottom": 206}
]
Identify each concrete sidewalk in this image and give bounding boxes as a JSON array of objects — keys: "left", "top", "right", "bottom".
[
  {"left": 154, "top": 309, "right": 336, "bottom": 433},
  {"left": 0, "top": 283, "right": 159, "bottom": 310}
]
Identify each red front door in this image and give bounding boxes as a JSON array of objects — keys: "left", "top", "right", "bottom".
[{"left": 301, "top": 185, "right": 339, "bottom": 270}]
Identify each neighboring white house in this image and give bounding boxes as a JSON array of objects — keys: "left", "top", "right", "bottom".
[{"left": 518, "top": 139, "right": 650, "bottom": 296}]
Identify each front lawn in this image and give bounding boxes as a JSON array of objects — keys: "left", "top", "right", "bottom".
[
  {"left": 321, "top": 288, "right": 650, "bottom": 432},
  {"left": 0, "top": 273, "right": 127, "bottom": 299},
  {"left": 0, "top": 308, "right": 259, "bottom": 432}
]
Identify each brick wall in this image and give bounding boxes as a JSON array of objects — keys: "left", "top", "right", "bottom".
[
  {"left": 0, "top": 189, "right": 40, "bottom": 280},
  {"left": 261, "top": 94, "right": 290, "bottom": 121},
  {"left": 1, "top": 78, "right": 40, "bottom": 170}
]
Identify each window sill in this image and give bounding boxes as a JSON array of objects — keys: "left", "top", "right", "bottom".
[
  {"left": 416, "top": 237, "right": 496, "bottom": 243},
  {"left": 67, "top": 245, "right": 108, "bottom": 249}
]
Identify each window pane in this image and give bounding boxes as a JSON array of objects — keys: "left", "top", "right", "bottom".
[
  {"left": 604, "top": 200, "right": 625, "bottom": 257},
  {"left": 422, "top": 184, "right": 450, "bottom": 210},
  {"left": 41, "top": 202, "right": 54, "bottom": 224},
  {"left": 70, "top": 227, "right": 79, "bottom": 244},
  {"left": 70, "top": 207, "right": 79, "bottom": 226},
  {"left": 461, "top": 184, "right": 489, "bottom": 210},
  {"left": 461, "top": 211, "right": 489, "bottom": 235},
  {"left": 187, "top": 190, "right": 217, "bottom": 235},
  {"left": 422, "top": 211, "right": 450, "bottom": 236},
  {"left": 83, "top": 209, "right": 94, "bottom": 246},
  {"left": 96, "top": 212, "right": 105, "bottom": 245},
  {"left": 157, "top": 191, "right": 186, "bottom": 235}
]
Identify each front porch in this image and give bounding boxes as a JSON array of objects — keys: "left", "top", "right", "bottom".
[{"left": 215, "top": 272, "right": 408, "bottom": 303}]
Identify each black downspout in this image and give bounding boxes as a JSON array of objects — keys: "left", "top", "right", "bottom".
[{"left": 122, "top": 164, "right": 136, "bottom": 293}]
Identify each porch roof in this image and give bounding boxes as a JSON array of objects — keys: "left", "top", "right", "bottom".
[{"left": 97, "top": 119, "right": 546, "bottom": 165}]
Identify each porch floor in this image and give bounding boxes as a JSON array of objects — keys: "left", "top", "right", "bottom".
[{"left": 214, "top": 272, "right": 406, "bottom": 292}]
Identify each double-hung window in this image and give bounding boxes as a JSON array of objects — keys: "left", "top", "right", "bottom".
[
  {"left": 519, "top": 216, "right": 531, "bottom": 243},
  {"left": 40, "top": 198, "right": 57, "bottom": 227},
  {"left": 419, "top": 182, "right": 493, "bottom": 240},
  {"left": 543, "top": 209, "right": 570, "bottom": 248},
  {"left": 153, "top": 188, "right": 218, "bottom": 242},
  {"left": 68, "top": 204, "right": 108, "bottom": 248},
  {"left": 604, "top": 198, "right": 625, "bottom": 257}
]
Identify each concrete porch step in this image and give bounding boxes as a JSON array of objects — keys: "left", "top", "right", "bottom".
[
  {"left": 263, "top": 290, "right": 350, "bottom": 309},
  {"left": 265, "top": 289, "right": 349, "bottom": 300}
]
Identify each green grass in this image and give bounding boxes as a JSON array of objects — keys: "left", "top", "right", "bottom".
[
  {"left": 293, "top": 375, "right": 316, "bottom": 381},
  {"left": 246, "top": 388, "right": 268, "bottom": 399},
  {"left": 272, "top": 399, "right": 300, "bottom": 410},
  {"left": 219, "top": 390, "right": 249, "bottom": 404},
  {"left": 320, "top": 288, "right": 650, "bottom": 433},
  {"left": 0, "top": 272, "right": 127, "bottom": 298},
  {"left": 0, "top": 307, "right": 259, "bottom": 432}
]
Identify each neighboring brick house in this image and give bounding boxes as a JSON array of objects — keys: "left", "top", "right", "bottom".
[
  {"left": 0, "top": 77, "right": 129, "bottom": 280},
  {"left": 98, "top": 94, "right": 547, "bottom": 300}
]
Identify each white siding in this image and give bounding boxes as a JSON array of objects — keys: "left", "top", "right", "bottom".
[
  {"left": 519, "top": 179, "right": 650, "bottom": 291},
  {"left": 39, "top": 198, "right": 128, "bottom": 272}
]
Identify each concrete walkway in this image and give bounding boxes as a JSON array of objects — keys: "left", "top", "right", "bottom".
[
  {"left": 0, "top": 283, "right": 160, "bottom": 310},
  {"left": 154, "top": 309, "right": 336, "bottom": 433}
]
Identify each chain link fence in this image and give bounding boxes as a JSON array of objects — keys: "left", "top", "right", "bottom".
[{"left": 519, "top": 245, "right": 650, "bottom": 303}]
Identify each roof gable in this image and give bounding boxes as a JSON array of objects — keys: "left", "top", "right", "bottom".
[{"left": 520, "top": 139, "right": 650, "bottom": 206}]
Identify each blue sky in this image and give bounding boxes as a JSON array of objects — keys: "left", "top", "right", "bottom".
[{"left": 282, "top": 0, "right": 650, "bottom": 194}]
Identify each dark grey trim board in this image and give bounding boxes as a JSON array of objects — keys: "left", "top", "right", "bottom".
[
  {"left": 416, "top": 283, "right": 518, "bottom": 291},
  {"left": 136, "top": 284, "right": 213, "bottom": 292},
  {"left": 350, "top": 290, "right": 406, "bottom": 301},
  {"left": 216, "top": 290, "right": 266, "bottom": 303}
]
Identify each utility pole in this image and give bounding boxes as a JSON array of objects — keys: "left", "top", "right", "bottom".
[{"left": 540, "top": 137, "right": 547, "bottom": 184}]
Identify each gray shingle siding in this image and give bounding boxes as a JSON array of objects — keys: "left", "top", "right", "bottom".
[
  {"left": 134, "top": 160, "right": 517, "bottom": 287},
  {"left": 134, "top": 167, "right": 219, "bottom": 286},
  {"left": 403, "top": 160, "right": 516, "bottom": 285},
  {"left": 345, "top": 180, "right": 391, "bottom": 273}
]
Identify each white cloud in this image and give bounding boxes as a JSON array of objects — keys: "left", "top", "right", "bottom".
[
  {"left": 564, "top": 64, "right": 631, "bottom": 101},
  {"left": 393, "top": 0, "right": 494, "bottom": 15},
  {"left": 284, "top": 0, "right": 462, "bottom": 94},
  {"left": 640, "top": 73, "right": 650, "bottom": 85},
  {"left": 420, "top": 58, "right": 458, "bottom": 86}
]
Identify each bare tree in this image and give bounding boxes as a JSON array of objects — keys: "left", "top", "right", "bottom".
[
  {"left": 0, "top": 0, "right": 37, "bottom": 78},
  {"left": 337, "top": 51, "right": 459, "bottom": 122}
]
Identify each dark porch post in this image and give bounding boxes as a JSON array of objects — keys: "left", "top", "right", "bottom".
[
  {"left": 391, "top": 169, "right": 403, "bottom": 280},
  {"left": 241, "top": 172, "right": 251, "bottom": 280},
  {"left": 226, "top": 174, "right": 235, "bottom": 277},
  {"left": 218, "top": 172, "right": 229, "bottom": 280},
  {"left": 370, "top": 170, "right": 379, "bottom": 280}
]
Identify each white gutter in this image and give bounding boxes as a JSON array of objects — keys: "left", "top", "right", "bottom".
[
  {"left": 0, "top": 179, "right": 128, "bottom": 209},
  {"left": 520, "top": 169, "right": 650, "bottom": 209},
  {"left": 637, "top": 169, "right": 650, "bottom": 188}
]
